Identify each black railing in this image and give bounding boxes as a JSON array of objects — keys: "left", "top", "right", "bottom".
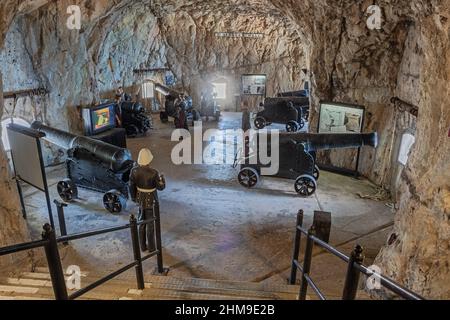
[
  {"left": 289, "top": 210, "right": 425, "bottom": 300},
  {"left": 0, "top": 213, "right": 164, "bottom": 300}
]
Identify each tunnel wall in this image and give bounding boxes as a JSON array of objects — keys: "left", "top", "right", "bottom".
[{"left": 0, "top": 0, "right": 448, "bottom": 297}]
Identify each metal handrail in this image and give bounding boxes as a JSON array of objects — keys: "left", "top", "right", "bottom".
[
  {"left": 0, "top": 212, "right": 163, "bottom": 300},
  {"left": 57, "top": 218, "right": 156, "bottom": 243},
  {"left": 69, "top": 260, "right": 139, "bottom": 300},
  {"left": 0, "top": 239, "right": 49, "bottom": 256},
  {"left": 290, "top": 209, "right": 425, "bottom": 301}
]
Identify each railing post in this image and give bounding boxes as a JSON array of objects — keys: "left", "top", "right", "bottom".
[
  {"left": 289, "top": 210, "right": 304, "bottom": 285},
  {"left": 42, "top": 224, "right": 68, "bottom": 300},
  {"left": 342, "top": 245, "right": 365, "bottom": 300},
  {"left": 130, "top": 215, "right": 145, "bottom": 290},
  {"left": 154, "top": 203, "right": 164, "bottom": 274},
  {"left": 299, "top": 225, "right": 315, "bottom": 300},
  {"left": 54, "top": 200, "right": 69, "bottom": 246}
]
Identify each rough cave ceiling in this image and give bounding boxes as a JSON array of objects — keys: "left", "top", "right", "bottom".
[{"left": 0, "top": 0, "right": 448, "bottom": 299}]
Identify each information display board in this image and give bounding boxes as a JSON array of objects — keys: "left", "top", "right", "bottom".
[
  {"left": 6, "top": 124, "right": 54, "bottom": 227},
  {"left": 318, "top": 102, "right": 365, "bottom": 134},
  {"left": 7, "top": 125, "right": 46, "bottom": 191},
  {"left": 317, "top": 101, "right": 366, "bottom": 176},
  {"left": 241, "top": 74, "right": 267, "bottom": 96}
]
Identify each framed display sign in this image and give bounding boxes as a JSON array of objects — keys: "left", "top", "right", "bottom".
[
  {"left": 318, "top": 102, "right": 365, "bottom": 134},
  {"left": 241, "top": 74, "right": 267, "bottom": 96},
  {"left": 317, "top": 101, "right": 366, "bottom": 176},
  {"left": 7, "top": 123, "right": 54, "bottom": 227}
]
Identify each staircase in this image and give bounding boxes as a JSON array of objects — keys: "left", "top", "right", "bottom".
[{"left": 0, "top": 268, "right": 299, "bottom": 300}]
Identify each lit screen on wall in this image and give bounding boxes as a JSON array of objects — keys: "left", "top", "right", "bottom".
[
  {"left": 82, "top": 103, "right": 116, "bottom": 136},
  {"left": 93, "top": 107, "right": 113, "bottom": 131}
]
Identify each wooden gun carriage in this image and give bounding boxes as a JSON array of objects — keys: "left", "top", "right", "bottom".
[
  {"left": 254, "top": 97, "right": 310, "bottom": 132},
  {"left": 31, "top": 122, "right": 135, "bottom": 213},
  {"left": 234, "top": 132, "right": 378, "bottom": 197}
]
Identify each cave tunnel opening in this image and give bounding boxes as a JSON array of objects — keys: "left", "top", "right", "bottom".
[{"left": 0, "top": 0, "right": 449, "bottom": 301}]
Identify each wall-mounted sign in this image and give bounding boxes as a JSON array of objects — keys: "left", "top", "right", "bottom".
[
  {"left": 7, "top": 124, "right": 54, "bottom": 226},
  {"left": 318, "top": 102, "right": 365, "bottom": 134},
  {"left": 241, "top": 74, "right": 267, "bottom": 96},
  {"left": 317, "top": 101, "right": 366, "bottom": 177},
  {"left": 215, "top": 32, "right": 264, "bottom": 39},
  {"left": 398, "top": 132, "right": 416, "bottom": 166}
]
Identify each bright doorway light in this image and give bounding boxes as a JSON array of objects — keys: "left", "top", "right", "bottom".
[
  {"left": 141, "top": 80, "right": 155, "bottom": 99},
  {"left": 212, "top": 83, "right": 227, "bottom": 99}
]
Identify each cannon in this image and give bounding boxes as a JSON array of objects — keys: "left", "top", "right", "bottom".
[
  {"left": 31, "top": 121, "right": 135, "bottom": 213},
  {"left": 155, "top": 83, "right": 200, "bottom": 126},
  {"left": 234, "top": 132, "right": 378, "bottom": 197},
  {"left": 276, "top": 90, "right": 309, "bottom": 98},
  {"left": 120, "top": 101, "right": 152, "bottom": 137},
  {"left": 200, "top": 90, "right": 221, "bottom": 121},
  {"left": 254, "top": 97, "right": 310, "bottom": 132}
]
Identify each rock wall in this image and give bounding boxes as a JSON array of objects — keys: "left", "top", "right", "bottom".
[
  {"left": 0, "top": 0, "right": 448, "bottom": 298},
  {"left": 0, "top": 70, "right": 32, "bottom": 268},
  {"left": 160, "top": 11, "right": 306, "bottom": 111},
  {"left": 374, "top": 10, "right": 450, "bottom": 299}
]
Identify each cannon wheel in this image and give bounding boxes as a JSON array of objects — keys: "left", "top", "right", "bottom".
[
  {"left": 192, "top": 109, "right": 201, "bottom": 122},
  {"left": 57, "top": 179, "right": 78, "bottom": 202},
  {"left": 238, "top": 167, "right": 260, "bottom": 189},
  {"left": 254, "top": 117, "right": 266, "bottom": 130},
  {"left": 126, "top": 124, "right": 139, "bottom": 138},
  {"left": 313, "top": 165, "right": 320, "bottom": 181},
  {"left": 103, "top": 190, "right": 127, "bottom": 214},
  {"left": 160, "top": 111, "right": 169, "bottom": 123},
  {"left": 286, "top": 121, "right": 299, "bottom": 132},
  {"left": 295, "top": 174, "right": 317, "bottom": 197}
]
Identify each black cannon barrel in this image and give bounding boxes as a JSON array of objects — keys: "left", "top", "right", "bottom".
[
  {"left": 280, "top": 132, "right": 378, "bottom": 151},
  {"left": 154, "top": 83, "right": 181, "bottom": 97},
  {"left": 120, "top": 101, "right": 144, "bottom": 113},
  {"left": 31, "top": 121, "right": 133, "bottom": 172},
  {"left": 265, "top": 97, "right": 309, "bottom": 106}
]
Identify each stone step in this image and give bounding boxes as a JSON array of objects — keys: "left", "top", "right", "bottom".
[
  {"left": 0, "top": 285, "right": 39, "bottom": 295},
  {"left": 145, "top": 275, "right": 298, "bottom": 295},
  {"left": 0, "top": 295, "right": 49, "bottom": 301},
  {"left": 0, "top": 270, "right": 300, "bottom": 300},
  {"left": 142, "top": 276, "right": 297, "bottom": 300}
]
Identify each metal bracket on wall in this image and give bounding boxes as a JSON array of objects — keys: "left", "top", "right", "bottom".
[
  {"left": 391, "top": 97, "right": 419, "bottom": 117},
  {"left": 3, "top": 88, "right": 49, "bottom": 100},
  {"left": 133, "top": 68, "right": 170, "bottom": 75}
]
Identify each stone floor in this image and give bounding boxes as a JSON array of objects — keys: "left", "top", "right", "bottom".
[{"left": 20, "top": 112, "right": 394, "bottom": 298}]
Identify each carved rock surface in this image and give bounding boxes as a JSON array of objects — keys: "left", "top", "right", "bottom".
[{"left": 0, "top": 0, "right": 448, "bottom": 298}]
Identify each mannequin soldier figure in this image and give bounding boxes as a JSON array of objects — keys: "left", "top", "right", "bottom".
[{"left": 129, "top": 148, "right": 166, "bottom": 252}]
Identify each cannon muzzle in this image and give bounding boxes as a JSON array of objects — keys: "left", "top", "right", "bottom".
[
  {"left": 283, "top": 132, "right": 378, "bottom": 151},
  {"left": 31, "top": 121, "right": 133, "bottom": 172},
  {"left": 154, "top": 83, "right": 181, "bottom": 97}
]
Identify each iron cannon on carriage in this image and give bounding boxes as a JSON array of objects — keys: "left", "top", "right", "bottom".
[
  {"left": 120, "top": 101, "right": 152, "bottom": 137},
  {"left": 155, "top": 83, "right": 200, "bottom": 126},
  {"left": 31, "top": 121, "right": 135, "bottom": 213},
  {"left": 254, "top": 97, "right": 310, "bottom": 132},
  {"left": 234, "top": 131, "right": 378, "bottom": 197}
]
